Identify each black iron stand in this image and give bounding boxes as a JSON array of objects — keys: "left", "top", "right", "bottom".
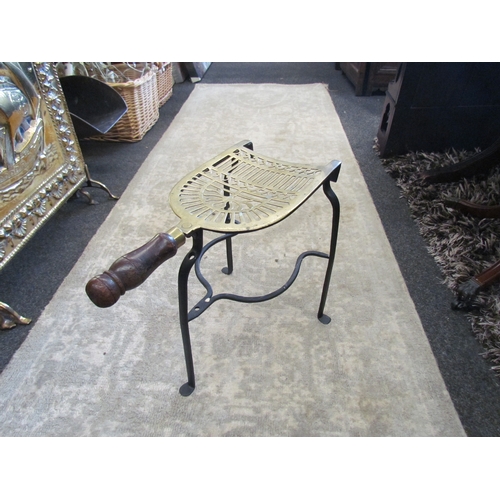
[
  {"left": 177, "top": 172, "right": 340, "bottom": 396},
  {"left": 78, "top": 163, "right": 120, "bottom": 205}
]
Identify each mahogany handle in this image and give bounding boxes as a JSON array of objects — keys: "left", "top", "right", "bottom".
[{"left": 86, "top": 231, "right": 183, "bottom": 308}]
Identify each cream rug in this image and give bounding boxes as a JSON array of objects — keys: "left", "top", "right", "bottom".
[{"left": 0, "top": 84, "right": 465, "bottom": 436}]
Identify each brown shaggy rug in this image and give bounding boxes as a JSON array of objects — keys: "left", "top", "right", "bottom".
[{"left": 377, "top": 143, "right": 500, "bottom": 373}]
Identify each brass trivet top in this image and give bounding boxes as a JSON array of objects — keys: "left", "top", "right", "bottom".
[{"left": 169, "top": 140, "right": 339, "bottom": 236}]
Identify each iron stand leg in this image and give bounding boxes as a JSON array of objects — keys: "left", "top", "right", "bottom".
[
  {"left": 222, "top": 236, "right": 234, "bottom": 275},
  {"left": 221, "top": 171, "right": 234, "bottom": 276},
  {"left": 317, "top": 177, "right": 341, "bottom": 324},
  {"left": 79, "top": 163, "right": 120, "bottom": 204},
  {"left": 178, "top": 229, "right": 204, "bottom": 396}
]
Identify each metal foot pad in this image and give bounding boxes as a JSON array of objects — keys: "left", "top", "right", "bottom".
[
  {"left": 318, "top": 314, "right": 331, "bottom": 325},
  {"left": 179, "top": 383, "right": 195, "bottom": 397}
]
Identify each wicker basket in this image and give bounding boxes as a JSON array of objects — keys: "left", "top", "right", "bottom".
[
  {"left": 91, "top": 63, "right": 159, "bottom": 142},
  {"left": 155, "top": 62, "right": 174, "bottom": 107}
]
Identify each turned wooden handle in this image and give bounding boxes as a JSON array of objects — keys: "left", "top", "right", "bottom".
[{"left": 86, "top": 232, "right": 181, "bottom": 308}]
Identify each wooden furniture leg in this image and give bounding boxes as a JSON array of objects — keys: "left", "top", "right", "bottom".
[
  {"left": 445, "top": 196, "right": 500, "bottom": 310},
  {"left": 444, "top": 199, "right": 500, "bottom": 219},
  {"left": 421, "top": 136, "right": 500, "bottom": 185},
  {"left": 453, "top": 260, "right": 500, "bottom": 310}
]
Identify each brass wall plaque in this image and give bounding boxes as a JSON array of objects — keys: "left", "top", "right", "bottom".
[{"left": 0, "top": 62, "right": 86, "bottom": 270}]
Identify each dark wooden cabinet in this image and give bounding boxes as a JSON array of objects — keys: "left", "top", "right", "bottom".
[
  {"left": 337, "top": 62, "right": 399, "bottom": 96},
  {"left": 377, "top": 63, "right": 500, "bottom": 157}
]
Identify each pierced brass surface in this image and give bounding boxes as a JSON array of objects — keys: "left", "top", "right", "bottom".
[{"left": 169, "top": 140, "right": 340, "bottom": 236}]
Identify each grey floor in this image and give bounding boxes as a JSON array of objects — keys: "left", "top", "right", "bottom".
[{"left": 1, "top": 62, "right": 499, "bottom": 436}]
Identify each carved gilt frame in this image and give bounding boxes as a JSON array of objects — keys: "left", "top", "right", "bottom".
[{"left": 0, "top": 62, "right": 86, "bottom": 270}]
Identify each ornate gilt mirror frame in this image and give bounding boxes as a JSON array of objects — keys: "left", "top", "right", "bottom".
[{"left": 0, "top": 62, "right": 87, "bottom": 328}]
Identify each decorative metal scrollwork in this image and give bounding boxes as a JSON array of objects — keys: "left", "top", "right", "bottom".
[
  {"left": 0, "top": 62, "right": 87, "bottom": 330},
  {"left": 0, "top": 62, "right": 86, "bottom": 269}
]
